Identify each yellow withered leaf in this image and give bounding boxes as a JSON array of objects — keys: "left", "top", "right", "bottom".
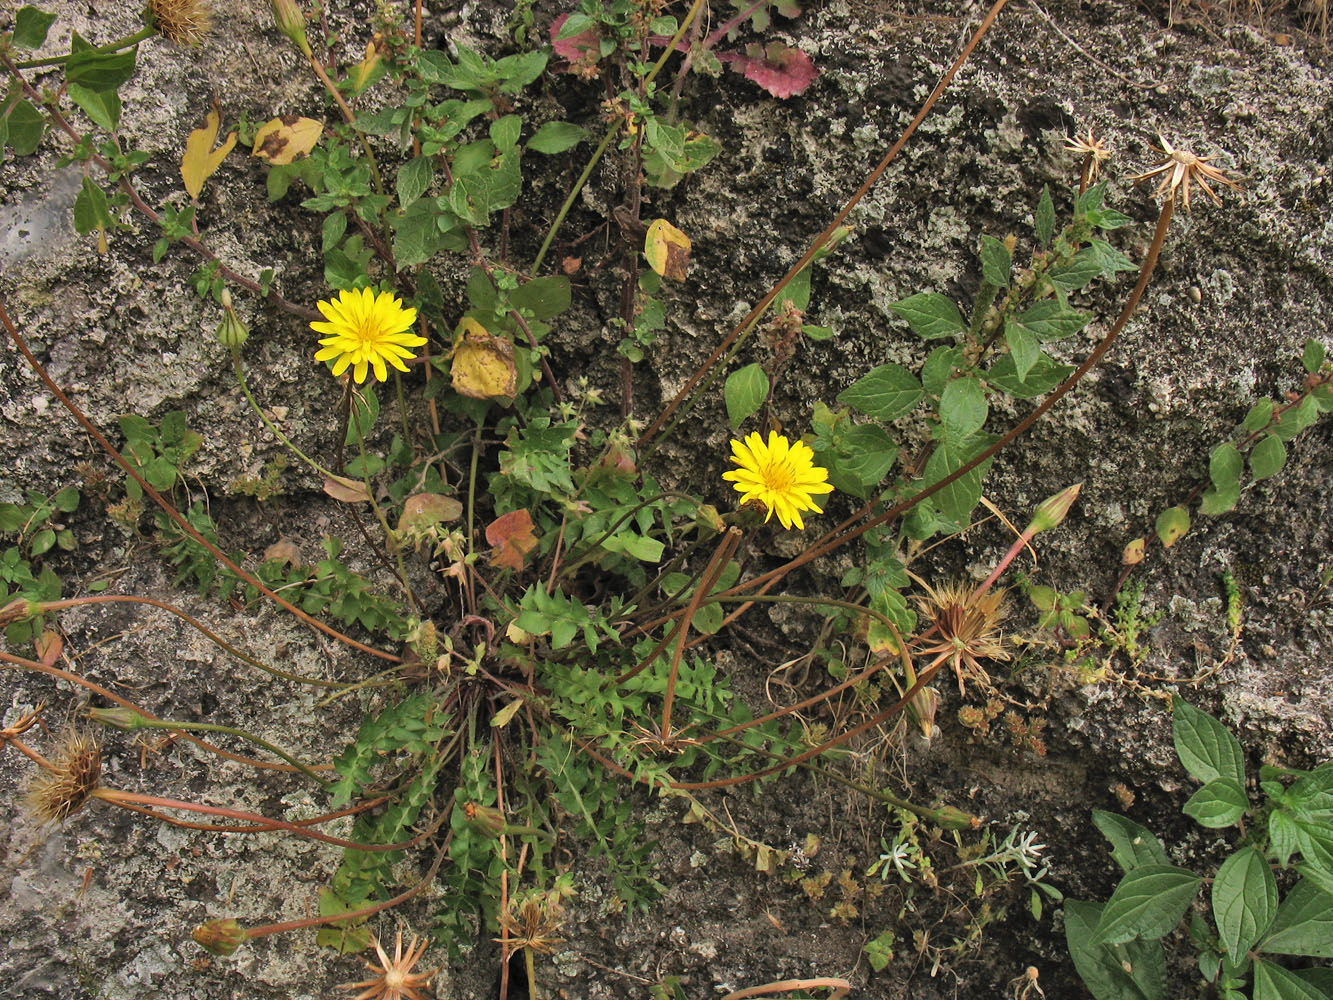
[
  {"left": 252, "top": 116, "right": 324, "bottom": 165},
  {"left": 644, "top": 218, "right": 691, "bottom": 281},
  {"left": 450, "top": 317, "right": 517, "bottom": 400},
  {"left": 180, "top": 101, "right": 238, "bottom": 200}
]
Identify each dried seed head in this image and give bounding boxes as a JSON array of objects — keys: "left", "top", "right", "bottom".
[
  {"left": 914, "top": 580, "right": 1010, "bottom": 696},
  {"left": 147, "top": 0, "right": 213, "bottom": 46},
  {"left": 26, "top": 729, "right": 102, "bottom": 824}
]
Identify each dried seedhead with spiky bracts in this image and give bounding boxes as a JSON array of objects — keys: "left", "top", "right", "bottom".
[
  {"left": 147, "top": 0, "right": 213, "bottom": 46},
  {"left": 338, "top": 931, "right": 439, "bottom": 1000},
  {"left": 913, "top": 580, "right": 1010, "bottom": 696},
  {"left": 25, "top": 729, "right": 103, "bottom": 825},
  {"left": 1129, "top": 135, "right": 1242, "bottom": 211}
]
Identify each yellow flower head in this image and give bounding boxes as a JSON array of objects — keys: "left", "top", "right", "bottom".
[
  {"left": 311, "top": 287, "right": 426, "bottom": 383},
  {"left": 722, "top": 431, "right": 834, "bottom": 531}
]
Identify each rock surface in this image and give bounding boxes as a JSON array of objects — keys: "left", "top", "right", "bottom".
[{"left": 1, "top": 0, "right": 1331, "bottom": 998}]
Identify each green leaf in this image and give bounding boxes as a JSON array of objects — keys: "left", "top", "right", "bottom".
[
  {"left": 394, "top": 155, "right": 434, "bottom": 207},
  {"left": 1012, "top": 299, "right": 1090, "bottom": 342},
  {"left": 65, "top": 47, "right": 137, "bottom": 92},
  {"left": 919, "top": 432, "right": 997, "bottom": 526},
  {"left": 1003, "top": 317, "right": 1041, "bottom": 381},
  {"left": 489, "top": 114, "right": 521, "bottom": 150},
  {"left": 1200, "top": 483, "right": 1240, "bottom": 516},
  {"left": 1034, "top": 185, "right": 1055, "bottom": 248},
  {"left": 72, "top": 176, "right": 113, "bottom": 235},
  {"left": 921, "top": 346, "right": 960, "bottom": 397},
  {"left": 345, "top": 386, "right": 380, "bottom": 445},
  {"left": 1200, "top": 442, "right": 1243, "bottom": 514},
  {"left": 1273, "top": 395, "right": 1320, "bottom": 442},
  {"left": 979, "top": 234, "right": 1011, "bottom": 288},
  {"left": 1302, "top": 339, "right": 1326, "bottom": 374},
  {"left": 889, "top": 292, "right": 966, "bottom": 340},
  {"left": 1092, "top": 865, "right": 1201, "bottom": 945},
  {"left": 527, "top": 121, "right": 586, "bottom": 154},
  {"left": 836, "top": 364, "right": 924, "bottom": 421},
  {"left": 66, "top": 82, "right": 121, "bottom": 132},
  {"left": 12, "top": 6, "right": 59, "bottom": 48},
  {"left": 1213, "top": 847, "right": 1277, "bottom": 961},
  {"left": 1184, "top": 778, "right": 1248, "bottom": 828},
  {"left": 836, "top": 425, "right": 898, "bottom": 487},
  {"left": 1154, "top": 506, "right": 1190, "bottom": 549},
  {"left": 939, "top": 376, "right": 987, "bottom": 439},
  {"left": 1262, "top": 878, "right": 1333, "bottom": 958},
  {"left": 802, "top": 324, "right": 833, "bottom": 341},
  {"left": 1243, "top": 399, "right": 1275, "bottom": 432},
  {"left": 1048, "top": 248, "right": 1103, "bottom": 292},
  {"left": 1253, "top": 960, "right": 1327, "bottom": 1000},
  {"left": 509, "top": 275, "right": 570, "bottom": 319},
  {"left": 1173, "top": 699, "right": 1246, "bottom": 787},
  {"left": 30, "top": 528, "right": 55, "bottom": 557},
  {"left": 1065, "top": 899, "right": 1167, "bottom": 1000},
  {"left": 724, "top": 363, "right": 769, "bottom": 431},
  {"left": 1091, "top": 809, "right": 1170, "bottom": 872},
  {"left": 5, "top": 96, "right": 45, "bottom": 155},
  {"left": 986, "top": 353, "right": 1073, "bottom": 399}
]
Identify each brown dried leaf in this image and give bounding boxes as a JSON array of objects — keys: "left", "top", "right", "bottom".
[
  {"left": 322, "top": 475, "right": 371, "bottom": 503},
  {"left": 398, "top": 493, "right": 464, "bottom": 532},
  {"left": 36, "top": 629, "right": 62, "bottom": 667},
  {"left": 262, "top": 538, "right": 302, "bottom": 567}
]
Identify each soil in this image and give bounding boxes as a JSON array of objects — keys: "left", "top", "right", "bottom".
[{"left": 1, "top": 0, "right": 1331, "bottom": 998}]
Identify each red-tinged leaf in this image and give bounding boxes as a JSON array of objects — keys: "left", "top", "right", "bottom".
[
  {"left": 740, "top": 42, "right": 818, "bottom": 99},
  {"left": 549, "top": 13, "right": 600, "bottom": 65},
  {"left": 37, "top": 629, "right": 63, "bottom": 666},
  {"left": 322, "top": 476, "right": 371, "bottom": 503},
  {"left": 486, "top": 510, "right": 538, "bottom": 571}
]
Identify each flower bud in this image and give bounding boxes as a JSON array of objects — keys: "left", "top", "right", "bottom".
[
  {"left": 88, "top": 707, "right": 147, "bottom": 730},
  {"left": 933, "top": 805, "right": 981, "bottom": 831},
  {"left": 1026, "top": 483, "right": 1082, "bottom": 535},
  {"left": 192, "top": 918, "right": 247, "bottom": 956},
  {"left": 269, "top": 0, "right": 311, "bottom": 57},
  {"left": 463, "top": 801, "right": 507, "bottom": 836},
  {"left": 0, "top": 598, "right": 40, "bottom": 629},
  {"left": 216, "top": 288, "right": 249, "bottom": 350}
]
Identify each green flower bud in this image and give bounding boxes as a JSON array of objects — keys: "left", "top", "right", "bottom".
[
  {"left": 269, "top": 0, "right": 311, "bottom": 56},
  {"left": 88, "top": 707, "right": 147, "bottom": 730},
  {"left": 216, "top": 289, "right": 249, "bottom": 350},
  {"left": 192, "top": 918, "right": 247, "bottom": 957},
  {"left": 1026, "top": 483, "right": 1082, "bottom": 535}
]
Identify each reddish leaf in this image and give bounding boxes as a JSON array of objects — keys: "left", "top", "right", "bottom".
[
  {"left": 36, "top": 629, "right": 62, "bottom": 666},
  {"left": 549, "top": 14, "right": 600, "bottom": 66},
  {"left": 485, "top": 510, "right": 538, "bottom": 571},
  {"left": 739, "top": 43, "right": 818, "bottom": 99}
]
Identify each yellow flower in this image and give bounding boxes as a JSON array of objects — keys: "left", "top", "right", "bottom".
[
  {"left": 722, "top": 431, "right": 833, "bottom": 530},
  {"left": 312, "top": 287, "right": 426, "bottom": 383}
]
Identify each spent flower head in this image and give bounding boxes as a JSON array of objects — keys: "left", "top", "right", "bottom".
[
  {"left": 914, "top": 579, "right": 1009, "bottom": 696},
  {"left": 1129, "top": 135, "right": 1242, "bottom": 211},
  {"left": 722, "top": 431, "right": 834, "bottom": 531},
  {"left": 147, "top": 0, "right": 213, "bottom": 45},
  {"left": 339, "top": 932, "right": 438, "bottom": 1000},
  {"left": 312, "top": 287, "right": 426, "bottom": 384},
  {"left": 25, "top": 729, "right": 102, "bottom": 824},
  {"left": 1064, "top": 128, "right": 1111, "bottom": 185}
]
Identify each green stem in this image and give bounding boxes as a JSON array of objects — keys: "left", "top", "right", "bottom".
[
  {"left": 16, "top": 24, "right": 156, "bottom": 69},
  {"left": 351, "top": 406, "right": 418, "bottom": 610},
  {"left": 233, "top": 349, "right": 342, "bottom": 481},
  {"left": 91, "top": 709, "right": 331, "bottom": 788}
]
